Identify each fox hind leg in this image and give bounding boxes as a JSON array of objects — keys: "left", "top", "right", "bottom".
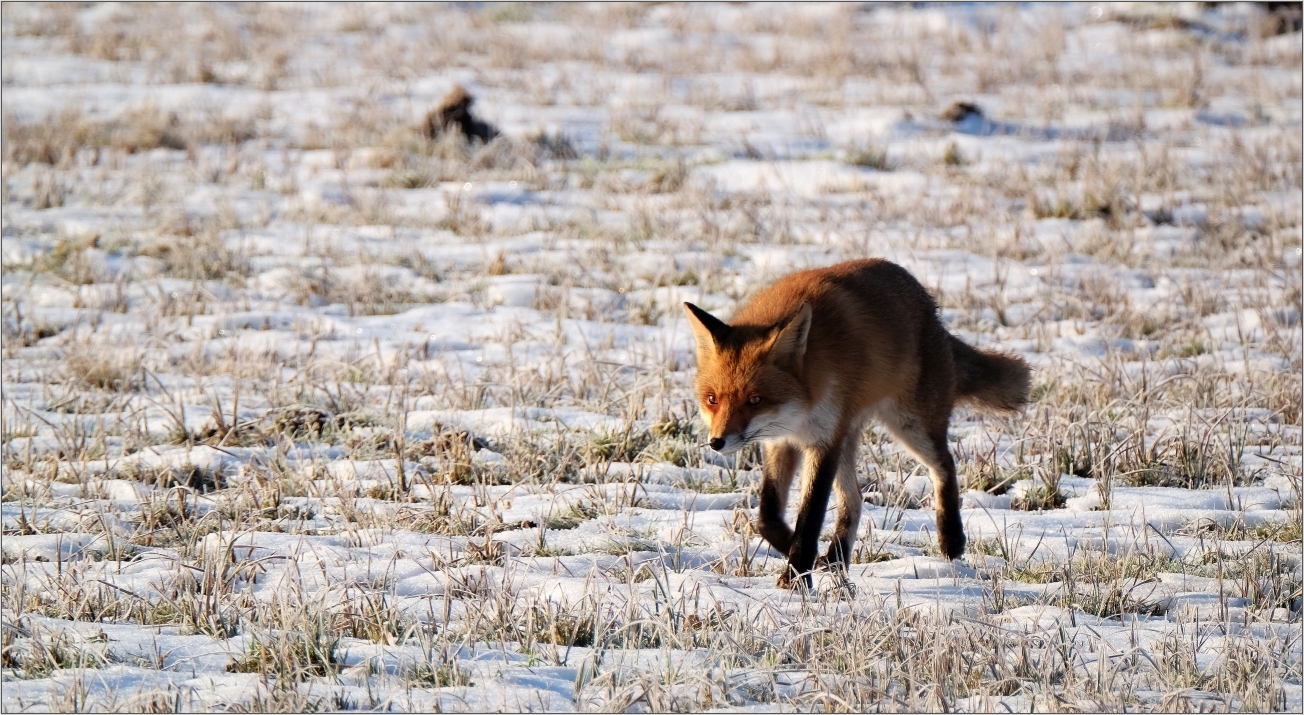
[
  {"left": 924, "top": 427, "right": 965, "bottom": 560},
  {"left": 757, "top": 442, "right": 798, "bottom": 555},
  {"left": 875, "top": 402, "right": 966, "bottom": 560}
]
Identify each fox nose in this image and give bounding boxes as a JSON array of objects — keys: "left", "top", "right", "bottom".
[{"left": 709, "top": 438, "right": 726, "bottom": 451}]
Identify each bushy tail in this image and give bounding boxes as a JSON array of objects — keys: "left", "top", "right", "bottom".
[{"left": 950, "top": 335, "right": 1031, "bottom": 411}]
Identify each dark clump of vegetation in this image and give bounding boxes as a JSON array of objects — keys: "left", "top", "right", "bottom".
[{"left": 422, "top": 84, "right": 498, "bottom": 143}]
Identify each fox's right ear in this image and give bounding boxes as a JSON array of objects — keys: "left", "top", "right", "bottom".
[
  {"left": 768, "top": 301, "right": 811, "bottom": 371},
  {"left": 683, "top": 302, "right": 728, "bottom": 358}
]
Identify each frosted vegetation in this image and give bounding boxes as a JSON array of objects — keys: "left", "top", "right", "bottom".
[{"left": 1, "top": 3, "right": 1300, "bottom": 712}]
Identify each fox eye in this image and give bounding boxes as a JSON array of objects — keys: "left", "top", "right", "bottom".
[
  {"left": 748, "top": 395, "right": 762, "bottom": 405},
  {"left": 706, "top": 394, "right": 717, "bottom": 405}
]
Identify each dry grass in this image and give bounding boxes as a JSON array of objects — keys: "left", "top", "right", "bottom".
[{"left": 1, "top": 2, "right": 1300, "bottom": 712}]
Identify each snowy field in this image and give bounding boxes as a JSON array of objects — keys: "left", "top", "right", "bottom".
[{"left": 1, "top": 2, "right": 1301, "bottom": 712}]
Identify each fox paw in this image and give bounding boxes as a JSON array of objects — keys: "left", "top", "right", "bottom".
[
  {"left": 776, "top": 569, "right": 812, "bottom": 591},
  {"left": 776, "top": 570, "right": 796, "bottom": 589}
]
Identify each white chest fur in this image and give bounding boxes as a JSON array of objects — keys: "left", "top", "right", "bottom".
[{"left": 761, "top": 380, "right": 842, "bottom": 450}]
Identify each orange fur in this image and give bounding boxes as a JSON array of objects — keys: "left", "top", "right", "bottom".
[{"left": 684, "top": 259, "right": 1031, "bottom": 589}]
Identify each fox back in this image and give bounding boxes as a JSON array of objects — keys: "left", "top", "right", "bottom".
[{"left": 686, "top": 259, "right": 964, "bottom": 451}]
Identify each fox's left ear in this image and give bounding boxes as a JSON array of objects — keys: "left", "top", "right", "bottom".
[{"left": 769, "top": 301, "right": 811, "bottom": 370}]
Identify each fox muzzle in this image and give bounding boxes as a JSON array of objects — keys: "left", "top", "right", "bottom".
[{"left": 707, "top": 434, "right": 746, "bottom": 454}]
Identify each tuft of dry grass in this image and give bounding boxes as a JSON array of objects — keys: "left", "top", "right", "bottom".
[
  {"left": 61, "top": 343, "right": 142, "bottom": 392},
  {"left": 4, "top": 105, "right": 256, "bottom": 167}
]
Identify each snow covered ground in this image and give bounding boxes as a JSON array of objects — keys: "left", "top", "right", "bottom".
[{"left": 1, "top": 2, "right": 1300, "bottom": 711}]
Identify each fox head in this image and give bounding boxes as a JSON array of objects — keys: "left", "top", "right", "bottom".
[{"left": 683, "top": 301, "right": 812, "bottom": 454}]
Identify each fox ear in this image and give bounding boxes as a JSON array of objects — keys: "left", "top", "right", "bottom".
[
  {"left": 683, "top": 302, "right": 728, "bottom": 357},
  {"left": 768, "top": 302, "right": 812, "bottom": 369}
]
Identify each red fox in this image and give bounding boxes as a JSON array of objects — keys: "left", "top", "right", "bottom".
[{"left": 684, "top": 259, "right": 1030, "bottom": 589}]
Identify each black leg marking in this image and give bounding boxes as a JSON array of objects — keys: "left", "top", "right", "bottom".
[
  {"left": 824, "top": 431, "right": 863, "bottom": 569},
  {"left": 930, "top": 430, "right": 966, "bottom": 560},
  {"left": 758, "top": 479, "right": 794, "bottom": 554},
  {"left": 757, "top": 442, "right": 797, "bottom": 555},
  {"left": 781, "top": 441, "right": 842, "bottom": 589}
]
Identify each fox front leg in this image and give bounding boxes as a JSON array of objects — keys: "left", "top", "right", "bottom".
[
  {"left": 823, "top": 430, "right": 864, "bottom": 568},
  {"left": 776, "top": 440, "right": 842, "bottom": 590},
  {"left": 756, "top": 442, "right": 798, "bottom": 555}
]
